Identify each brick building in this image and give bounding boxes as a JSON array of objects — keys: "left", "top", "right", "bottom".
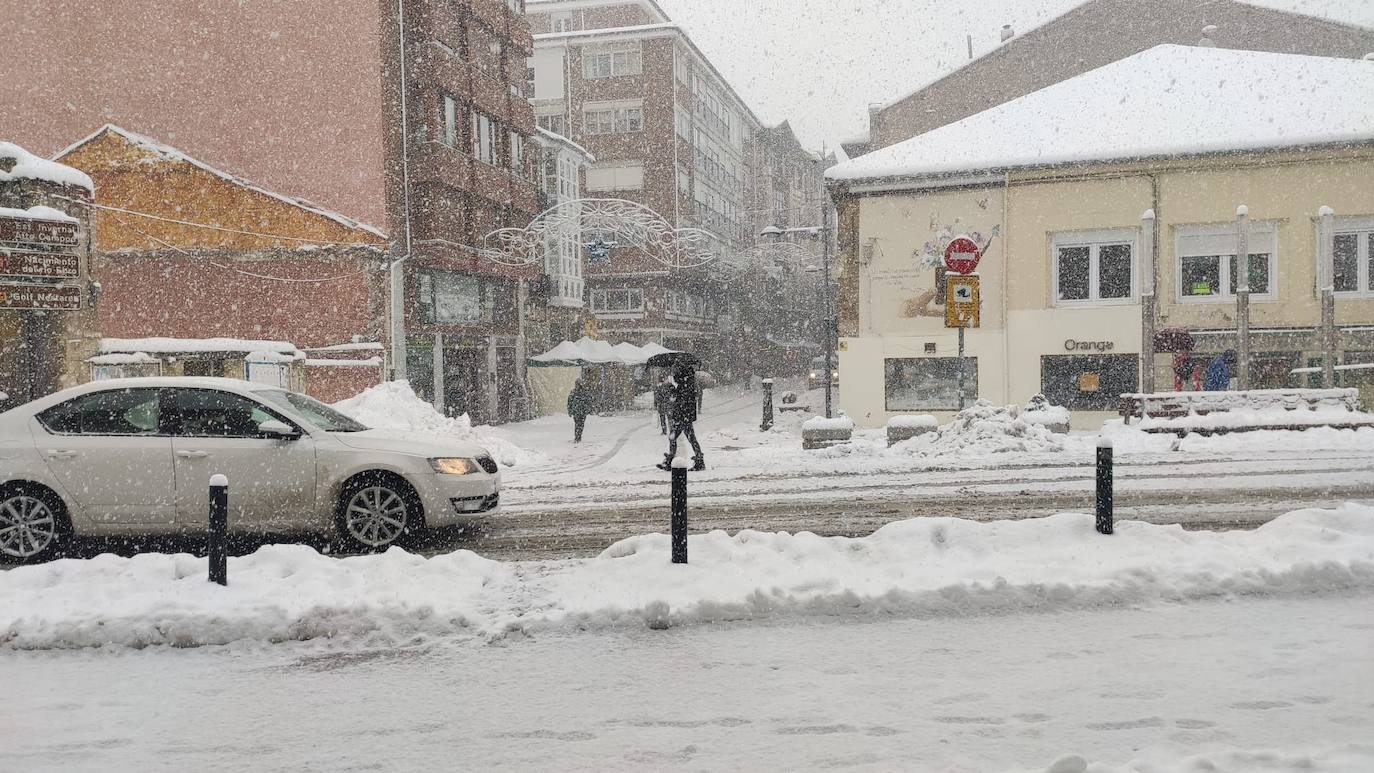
[
  {"left": 850, "top": 0, "right": 1374, "bottom": 157},
  {"left": 54, "top": 125, "right": 389, "bottom": 403},
  {"left": 4, "top": 0, "right": 545, "bottom": 423}
]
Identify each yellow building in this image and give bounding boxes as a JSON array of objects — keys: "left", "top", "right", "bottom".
[{"left": 827, "top": 46, "right": 1374, "bottom": 428}]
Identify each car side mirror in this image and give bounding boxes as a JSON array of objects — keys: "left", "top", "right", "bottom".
[{"left": 258, "top": 419, "right": 301, "bottom": 440}]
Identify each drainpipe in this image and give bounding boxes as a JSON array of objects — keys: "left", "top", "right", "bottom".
[{"left": 389, "top": 0, "right": 416, "bottom": 381}]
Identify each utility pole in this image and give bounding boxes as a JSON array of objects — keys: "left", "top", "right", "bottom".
[
  {"left": 821, "top": 202, "right": 835, "bottom": 419},
  {"left": 1235, "top": 205, "right": 1251, "bottom": 390},
  {"left": 1140, "top": 209, "right": 1157, "bottom": 393},
  {"left": 1318, "top": 206, "right": 1337, "bottom": 388}
]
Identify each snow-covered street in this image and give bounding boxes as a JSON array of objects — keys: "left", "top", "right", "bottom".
[{"left": 5, "top": 594, "right": 1371, "bottom": 772}]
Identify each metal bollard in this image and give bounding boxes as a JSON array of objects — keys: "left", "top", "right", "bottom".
[
  {"left": 208, "top": 474, "right": 229, "bottom": 585},
  {"left": 671, "top": 458, "right": 689, "bottom": 564},
  {"left": 760, "top": 378, "right": 774, "bottom": 432},
  {"left": 1095, "top": 437, "right": 1113, "bottom": 535}
]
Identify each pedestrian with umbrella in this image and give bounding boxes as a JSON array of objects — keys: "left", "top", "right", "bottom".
[{"left": 649, "top": 353, "right": 705, "bottom": 471}]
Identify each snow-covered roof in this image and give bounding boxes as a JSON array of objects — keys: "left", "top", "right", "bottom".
[
  {"left": 87, "top": 352, "right": 161, "bottom": 366},
  {"left": 0, "top": 141, "right": 93, "bottom": 191},
  {"left": 0, "top": 204, "right": 78, "bottom": 223},
  {"left": 101, "top": 337, "right": 303, "bottom": 356},
  {"left": 534, "top": 127, "right": 595, "bottom": 163},
  {"left": 829, "top": 46, "right": 1374, "bottom": 186},
  {"left": 54, "top": 125, "right": 385, "bottom": 239}
]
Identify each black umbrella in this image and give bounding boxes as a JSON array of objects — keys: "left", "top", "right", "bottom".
[
  {"left": 1153, "top": 328, "right": 1196, "bottom": 353},
  {"left": 647, "top": 352, "right": 702, "bottom": 369}
]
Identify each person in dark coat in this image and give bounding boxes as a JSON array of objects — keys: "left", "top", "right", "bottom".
[
  {"left": 567, "top": 376, "right": 593, "bottom": 442},
  {"left": 652, "top": 375, "right": 671, "bottom": 435},
  {"left": 1203, "top": 349, "right": 1238, "bottom": 391},
  {"left": 657, "top": 362, "right": 705, "bottom": 471}
]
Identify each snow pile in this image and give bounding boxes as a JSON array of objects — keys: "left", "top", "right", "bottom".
[
  {"left": 0, "top": 204, "right": 78, "bottom": 223},
  {"left": 1020, "top": 745, "right": 1374, "bottom": 773},
  {"left": 3, "top": 504, "right": 1372, "bottom": 650},
  {"left": 907, "top": 400, "right": 1065, "bottom": 456},
  {"left": 0, "top": 141, "right": 93, "bottom": 190},
  {"left": 333, "top": 381, "right": 543, "bottom": 467}
]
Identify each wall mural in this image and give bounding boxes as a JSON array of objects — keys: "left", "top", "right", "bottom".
[{"left": 900, "top": 215, "right": 999, "bottom": 319}]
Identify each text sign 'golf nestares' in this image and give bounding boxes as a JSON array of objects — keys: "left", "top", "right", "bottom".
[{"left": 0, "top": 283, "right": 82, "bottom": 310}]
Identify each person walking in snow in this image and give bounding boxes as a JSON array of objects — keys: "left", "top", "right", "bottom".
[
  {"left": 1203, "top": 349, "right": 1238, "bottom": 391},
  {"left": 567, "top": 376, "right": 593, "bottom": 443},
  {"left": 657, "top": 362, "right": 705, "bottom": 471},
  {"left": 652, "top": 374, "right": 672, "bottom": 435}
]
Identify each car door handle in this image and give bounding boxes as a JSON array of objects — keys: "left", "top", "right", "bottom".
[
  {"left": 45, "top": 450, "right": 78, "bottom": 460},
  {"left": 176, "top": 450, "right": 210, "bottom": 459}
]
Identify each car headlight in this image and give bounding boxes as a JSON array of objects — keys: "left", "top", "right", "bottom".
[
  {"left": 430, "top": 457, "right": 480, "bottom": 475},
  {"left": 809, "top": 371, "right": 818, "bottom": 378}
]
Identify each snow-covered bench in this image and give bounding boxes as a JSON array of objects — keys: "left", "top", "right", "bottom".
[
  {"left": 802, "top": 415, "right": 854, "bottom": 450},
  {"left": 886, "top": 415, "right": 937, "bottom": 446},
  {"left": 1119, "top": 388, "right": 1374, "bottom": 437}
]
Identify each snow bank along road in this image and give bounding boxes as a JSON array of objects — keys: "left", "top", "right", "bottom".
[
  {"left": 474, "top": 449, "right": 1374, "bottom": 560},
  {"left": 4, "top": 595, "right": 1371, "bottom": 772}
]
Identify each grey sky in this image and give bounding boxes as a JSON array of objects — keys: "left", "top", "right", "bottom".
[{"left": 653, "top": 0, "right": 1374, "bottom": 153}]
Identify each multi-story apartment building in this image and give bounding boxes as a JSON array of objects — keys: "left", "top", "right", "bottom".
[
  {"left": 525, "top": 0, "right": 766, "bottom": 366},
  {"left": 3, "top": 0, "right": 543, "bottom": 423}
]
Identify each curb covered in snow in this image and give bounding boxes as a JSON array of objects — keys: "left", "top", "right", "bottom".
[{"left": 2, "top": 505, "right": 1372, "bottom": 650}]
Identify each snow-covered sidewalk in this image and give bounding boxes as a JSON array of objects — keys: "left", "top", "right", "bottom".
[
  {"left": 4, "top": 595, "right": 1371, "bottom": 772},
  {"left": 3, "top": 504, "right": 1372, "bottom": 650}
]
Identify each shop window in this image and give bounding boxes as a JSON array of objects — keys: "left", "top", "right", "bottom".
[
  {"left": 1040, "top": 354, "right": 1139, "bottom": 410},
  {"left": 1332, "top": 218, "right": 1374, "bottom": 295},
  {"left": 1052, "top": 230, "right": 1135, "bottom": 305},
  {"left": 590, "top": 288, "right": 644, "bottom": 314},
  {"left": 884, "top": 357, "right": 978, "bottom": 411},
  {"left": 1176, "top": 222, "right": 1277, "bottom": 301}
]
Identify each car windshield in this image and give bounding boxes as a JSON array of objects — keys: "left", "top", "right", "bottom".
[{"left": 257, "top": 389, "right": 368, "bottom": 433}]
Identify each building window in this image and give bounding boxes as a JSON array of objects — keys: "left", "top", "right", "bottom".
[
  {"left": 583, "top": 42, "right": 643, "bottom": 79},
  {"left": 509, "top": 132, "right": 525, "bottom": 176},
  {"left": 526, "top": 64, "right": 536, "bottom": 99},
  {"left": 471, "top": 112, "right": 497, "bottom": 166},
  {"left": 583, "top": 101, "right": 643, "bottom": 135},
  {"left": 1333, "top": 218, "right": 1374, "bottom": 295},
  {"left": 551, "top": 12, "right": 574, "bottom": 33},
  {"left": 591, "top": 288, "right": 644, "bottom": 314},
  {"left": 537, "top": 113, "right": 567, "bottom": 136},
  {"left": 1052, "top": 230, "right": 1135, "bottom": 305},
  {"left": 441, "top": 95, "right": 460, "bottom": 148},
  {"left": 585, "top": 162, "right": 644, "bottom": 192},
  {"left": 1041, "top": 354, "right": 1139, "bottom": 410},
  {"left": 1176, "top": 222, "right": 1277, "bottom": 301},
  {"left": 420, "top": 271, "right": 486, "bottom": 324},
  {"left": 884, "top": 358, "right": 978, "bottom": 411}
]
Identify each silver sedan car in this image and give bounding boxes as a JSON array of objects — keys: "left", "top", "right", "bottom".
[{"left": 0, "top": 377, "right": 500, "bottom": 562}]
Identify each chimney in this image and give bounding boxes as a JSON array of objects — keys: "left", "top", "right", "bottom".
[
  {"left": 1000, "top": 24, "right": 1014, "bottom": 43},
  {"left": 1198, "top": 24, "right": 1218, "bottom": 47}
]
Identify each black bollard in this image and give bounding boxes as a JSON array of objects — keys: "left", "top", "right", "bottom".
[
  {"left": 671, "top": 462, "right": 688, "bottom": 564},
  {"left": 760, "top": 378, "right": 774, "bottom": 432},
  {"left": 208, "top": 474, "right": 229, "bottom": 585},
  {"left": 1095, "top": 438, "right": 1114, "bottom": 535}
]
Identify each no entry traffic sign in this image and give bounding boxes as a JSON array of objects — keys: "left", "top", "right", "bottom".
[{"left": 943, "top": 236, "right": 982, "bottom": 275}]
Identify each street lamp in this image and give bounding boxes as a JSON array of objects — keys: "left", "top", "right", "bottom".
[{"left": 760, "top": 213, "right": 834, "bottom": 419}]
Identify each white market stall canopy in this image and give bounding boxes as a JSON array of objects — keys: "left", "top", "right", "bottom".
[{"left": 529, "top": 337, "right": 678, "bottom": 367}]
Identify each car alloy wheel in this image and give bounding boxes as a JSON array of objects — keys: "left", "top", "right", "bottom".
[
  {"left": 0, "top": 494, "right": 58, "bottom": 559},
  {"left": 343, "top": 485, "right": 410, "bottom": 548}
]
